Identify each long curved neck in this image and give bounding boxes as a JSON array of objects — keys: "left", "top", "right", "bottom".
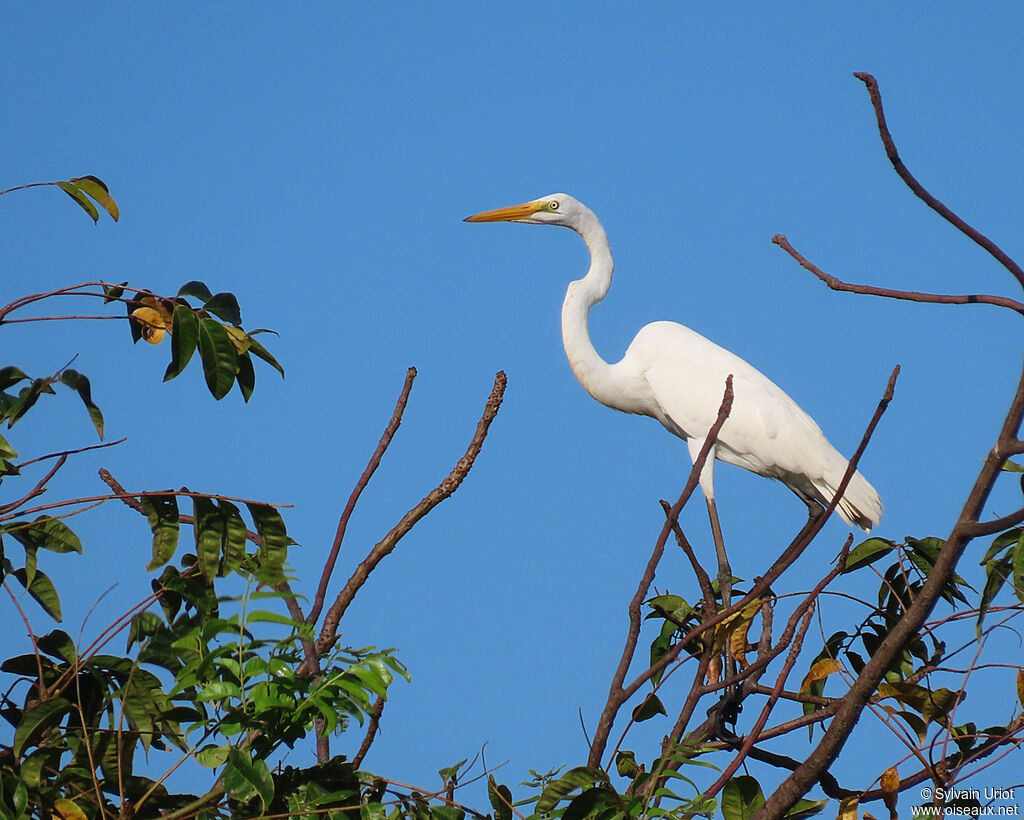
[{"left": 561, "top": 214, "right": 618, "bottom": 406}]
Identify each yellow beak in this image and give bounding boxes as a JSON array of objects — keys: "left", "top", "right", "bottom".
[{"left": 463, "top": 200, "right": 545, "bottom": 222}]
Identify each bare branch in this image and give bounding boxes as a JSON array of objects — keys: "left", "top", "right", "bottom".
[
  {"left": 0, "top": 454, "right": 67, "bottom": 516},
  {"left": 772, "top": 234, "right": 1024, "bottom": 316},
  {"left": 853, "top": 71, "right": 1024, "bottom": 290},
  {"left": 352, "top": 697, "right": 385, "bottom": 769},
  {"left": 660, "top": 499, "right": 716, "bottom": 611},
  {"left": 312, "top": 371, "right": 507, "bottom": 661},
  {"left": 307, "top": 367, "right": 417, "bottom": 627},
  {"left": 3, "top": 481, "right": 291, "bottom": 524}
]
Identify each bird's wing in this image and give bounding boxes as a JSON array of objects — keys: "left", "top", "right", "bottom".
[{"left": 629, "top": 322, "right": 835, "bottom": 481}]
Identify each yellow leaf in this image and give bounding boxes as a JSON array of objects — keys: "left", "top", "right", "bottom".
[
  {"left": 1017, "top": 669, "right": 1024, "bottom": 709},
  {"left": 706, "top": 654, "right": 721, "bottom": 686},
  {"left": 52, "top": 797, "right": 87, "bottom": 820},
  {"left": 224, "top": 324, "right": 252, "bottom": 353},
  {"left": 880, "top": 765, "right": 899, "bottom": 812},
  {"left": 725, "top": 600, "right": 761, "bottom": 668},
  {"left": 800, "top": 657, "right": 841, "bottom": 695},
  {"left": 837, "top": 795, "right": 859, "bottom": 819},
  {"left": 132, "top": 306, "right": 171, "bottom": 344}
]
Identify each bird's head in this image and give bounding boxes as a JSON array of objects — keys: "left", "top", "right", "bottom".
[{"left": 464, "top": 193, "right": 587, "bottom": 228}]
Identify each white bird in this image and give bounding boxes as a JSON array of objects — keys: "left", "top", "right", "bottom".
[{"left": 465, "top": 194, "right": 882, "bottom": 546}]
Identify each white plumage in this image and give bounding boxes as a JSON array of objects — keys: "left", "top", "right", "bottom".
[{"left": 466, "top": 193, "right": 881, "bottom": 531}]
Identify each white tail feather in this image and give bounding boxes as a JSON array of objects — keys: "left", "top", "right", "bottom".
[{"left": 818, "top": 468, "right": 882, "bottom": 532}]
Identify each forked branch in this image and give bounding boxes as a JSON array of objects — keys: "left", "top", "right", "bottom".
[
  {"left": 307, "top": 367, "right": 418, "bottom": 627},
  {"left": 772, "top": 234, "right": 1024, "bottom": 316},
  {"left": 853, "top": 71, "right": 1024, "bottom": 289},
  {"left": 311, "top": 371, "right": 508, "bottom": 661}
]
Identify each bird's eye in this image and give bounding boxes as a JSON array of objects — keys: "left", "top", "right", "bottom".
[{"left": 548, "top": 200, "right": 560, "bottom": 211}]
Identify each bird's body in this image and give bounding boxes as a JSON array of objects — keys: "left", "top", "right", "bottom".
[{"left": 466, "top": 193, "right": 881, "bottom": 531}]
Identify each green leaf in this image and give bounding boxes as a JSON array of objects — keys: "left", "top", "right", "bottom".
[
  {"left": 952, "top": 721, "right": 978, "bottom": 755},
  {"left": 19, "top": 747, "right": 58, "bottom": 789},
  {"left": 59, "top": 369, "right": 104, "bottom": 439},
  {"left": 69, "top": 175, "right": 119, "bottom": 221},
  {"left": 246, "top": 610, "right": 299, "bottom": 627},
  {"left": 56, "top": 180, "right": 99, "bottom": 223},
  {"left": 982, "top": 528, "right": 1022, "bottom": 563},
  {"left": 785, "top": 797, "right": 828, "bottom": 818},
  {"left": 196, "top": 744, "right": 232, "bottom": 769},
  {"left": 142, "top": 494, "right": 180, "bottom": 571},
  {"left": 223, "top": 749, "right": 274, "bottom": 810},
  {"left": 236, "top": 351, "right": 255, "bottom": 402},
  {"left": 0, "top": 432, "right": 18, "bottom": 478},
  {"left": 891, "top": 708, "right": 928, "bottom": 742},
  {"left": 978, "top": 555, "right": 1012, "bottom": 637},
  {"left": 102, "top": 282, "right": 127, "bottom": 303},
  {"left": 178, "top": 280, "right": 214, "bottom": 303},
  {"left": 193, "top": 496, "right": 224, "bottom": 578},
  {"left": 13, "top": 697, "right": 72, "bottom": 756},
  {"left": 843, "top": 537, "right": 895, "bottom": 573},
  {"left": 487, "top": 775, "right": 513, "bottom": 820},
  {"left": 0, "top": 366, "right": 29, "bottom": 391},
  {"left": 246, "top": 333, "right": 285, "bottom": 378},
  {"left": 219, "top": 500, "right": 247, "bottom": 575},
  {"left": 536, "top": 767, "right": 609, "bottom": 814},
  {"left": 126, "top": 611, "right": 163, "bottom": 650},
  {"left": 563, "top": 787, "right": 617, "bottom": 820},
  {"left": 197, "top": 680, "right": 241, "bottom": 701},
  {"left": 614, "top": 750, "right": 639, "bottom": 779},
  {"left": 204, "top": 292, "right": 242, "bottom": 325},
  {"left": 4, "top": 515, "right": 82, "bottom": 554},
  {"left": 165, "top": 304, "right": 200, "bottom": 382},
  {"left": 431, "top": 807, "right": 465, "bottom": 820},
  {"left": 37, "top": 629, "right": 78, "bottom": 663},
  {"left": 197, "top": 318, "right": 239, "bottom": 399},
  {"left": 721, "top": 775, "right": 765, "bottom": 819},
  {"left": 12, "top": 566, "right": 63, "bottom": 620},
  {"left": 5, "top": 378, "right": 55, "bottom": 427},
  {"left": 1013, "top": 535, "right": 1024, "bottom": 605},
  {"left": 10, "top": 780, "right": 28, "bottom": 816},
  {"left": 631, "top": 692, "right": 667, "bottom": 722},
  {"left": 438, "top": 759, "right": 468, "bottom": 783},
  {"left": 247, "top": 503, "right": 290, "bottom": 573}
]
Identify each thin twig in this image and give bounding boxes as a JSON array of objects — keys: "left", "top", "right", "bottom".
[
  {"left": 307, "top": 368, "right": 417, "bottom": 627},
  {"left": 3, "top": 485, "right": 292, "bottom": 523},
  {"left": 853, "top": 71, "right": 1024, "bottom": 290},
  {"left": 352, "top": 697, "right": 385, "bottom": 769},
  {"left": 772, "top": 234, "right": 1024, "bottom": 316},
  {"left": 0, "top": 454, "right": 67, "bottom": 515},
  {"left": 311, "top": 371, "right": 507, "bottom": 661},
  {"left": 16, "top": 438, "right": 126, "bottom": 471}
]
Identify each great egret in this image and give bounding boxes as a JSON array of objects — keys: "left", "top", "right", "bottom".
[{"left": 465, "top": 194, "right": 882, "bottom": 545}]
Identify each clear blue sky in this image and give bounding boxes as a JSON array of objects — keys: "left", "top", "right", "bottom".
[{"left": 4, "top": 2, "right": 1024, "bottom": 813}]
